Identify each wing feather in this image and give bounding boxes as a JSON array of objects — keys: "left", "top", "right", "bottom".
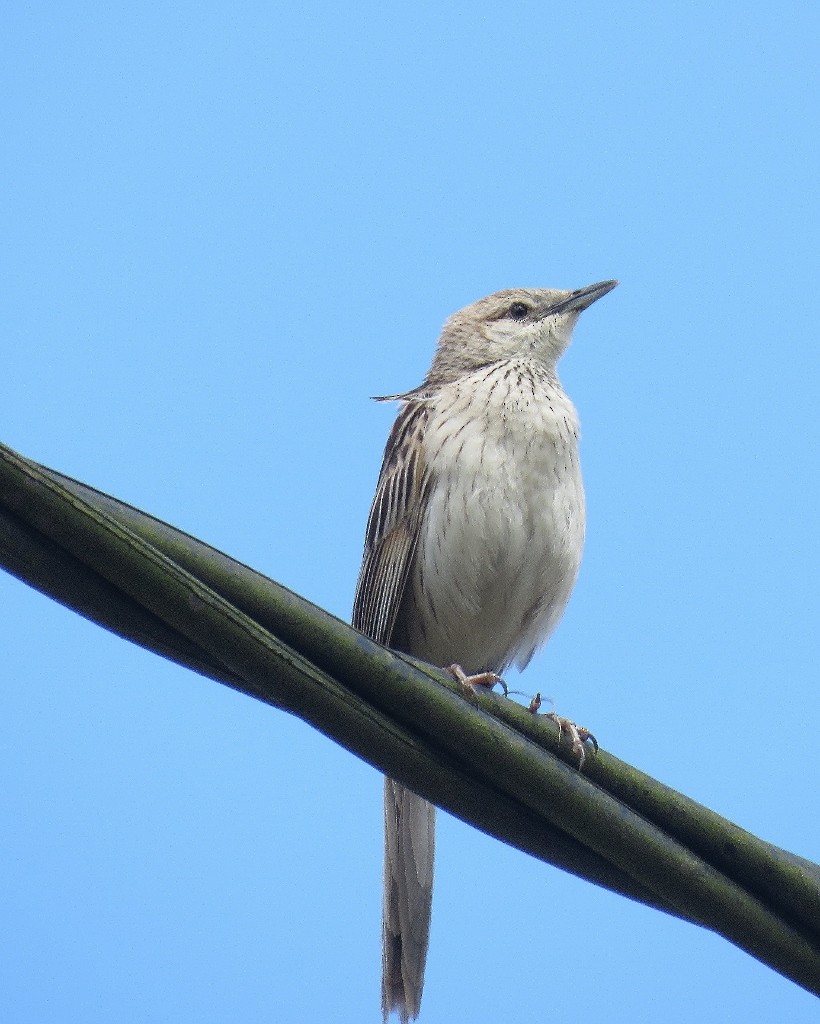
[{"left": 352, "top": 401, "right": 431, "bottom": 646}]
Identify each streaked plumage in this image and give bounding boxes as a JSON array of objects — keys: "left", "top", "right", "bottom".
[{"left": 352, "top": 280, "right": 617, "bottom": 1023}]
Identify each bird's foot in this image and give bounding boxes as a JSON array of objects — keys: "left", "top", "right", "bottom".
[
  {"left": 544, "top": 713, "right": 598, "bottom": 769},
  {"left": 448, "top": 664, "right": 508, "bottom": 697}
]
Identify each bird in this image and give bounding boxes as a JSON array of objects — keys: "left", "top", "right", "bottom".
[{"left": 352, "top": 279, "right": 617, "bottom": 1023}]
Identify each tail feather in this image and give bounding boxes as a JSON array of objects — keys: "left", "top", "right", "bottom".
[{"left": 382, "top": 779, "right": 435, "bottom": 1023}]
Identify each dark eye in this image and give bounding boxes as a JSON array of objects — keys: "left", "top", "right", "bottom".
[{"left": 508, "top": 302, "right": 530, "bottom": 320}]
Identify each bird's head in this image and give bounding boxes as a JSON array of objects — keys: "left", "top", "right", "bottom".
[{"left": 424, "top": 280, "right": 617, "bottom": 386}]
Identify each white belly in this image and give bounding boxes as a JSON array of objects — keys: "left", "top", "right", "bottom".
[{"left": 401, "top": 362, "right": 585, "bottom": 674}]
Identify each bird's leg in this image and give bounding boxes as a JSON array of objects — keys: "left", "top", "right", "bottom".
[
  {"left": 545, "top": 713, "right": 598, "bottom": 768},
  {"left": 448, "top": 664, "right": 508, "bottom": 697}
]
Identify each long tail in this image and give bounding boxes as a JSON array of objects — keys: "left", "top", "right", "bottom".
[{"left": 382, "top": 779, "right": 436, "bottom": 1023}]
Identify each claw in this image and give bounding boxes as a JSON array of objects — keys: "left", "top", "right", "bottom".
[
  {"left": 448, "top": 664, "right": 508, "bottom": 697},
  {"left": 545, "top": 713, "right": 597, "bottom": 769}
]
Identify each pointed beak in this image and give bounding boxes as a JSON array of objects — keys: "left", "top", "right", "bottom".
[{"left": 541, "top": 279, "right": 618, "bottom": 318}]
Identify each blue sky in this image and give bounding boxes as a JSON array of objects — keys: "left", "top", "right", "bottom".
[{"left": 2, "top": 3, "right": 818, "bottom": 1022}]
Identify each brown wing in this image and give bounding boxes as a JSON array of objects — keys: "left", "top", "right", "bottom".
[{"left": 352, "top": 401, "right": 431, "bottom": 646}]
